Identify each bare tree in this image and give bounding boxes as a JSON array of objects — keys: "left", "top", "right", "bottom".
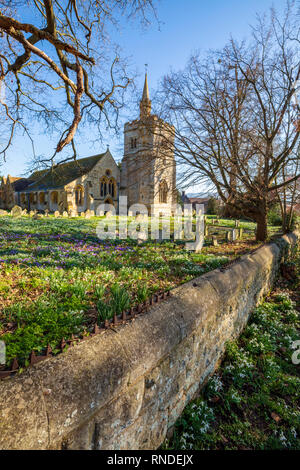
[
  {"left": 158, "top": 1, "right": 300, "bottom": 241},
  {"left": 274, "top": 155, "right": 300, "bottom": 232},
  {"left": 0, "top": 0, "right": 157, "bottom": 167}
]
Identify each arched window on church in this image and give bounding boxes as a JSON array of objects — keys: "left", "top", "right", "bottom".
[
  {"left": 39, "top": 192, "right": 45, "bottom": 204},
  {"left": 75, "top": 185, "right": 84, "bottom": 206},
  {"left": 159, "top": 180, "right": 168, "bottom": 204},
  {"left": 108, "top": 177, "right": 116, "bottom": 198},
  {"left": 100, "top": 177, "right": 108, "bottom": 198}
]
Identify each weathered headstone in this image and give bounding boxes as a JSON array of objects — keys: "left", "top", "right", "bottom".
[
  {"left": 29, "top": 210, "right": 35, "bottom": 217},
  {"left": 0, "top": 209, "right": 8, "bottom": 216},
  {"left": 54, "top": 211, "right": 60, "bottom": 218},
  {"left": 11, "top": 205, "right": 22, "bottom": 218},
  {"left": 212, "top": 235, "right": 218, "bottom": 246},
  {"left": 22, "top": 209, "right": 27, "bottom": 215},
  {"left": 44, "top": 209, "right": 49, "bottom": 217},
  {"left": 33, "top": 213, "right": 43, "bottom": 220},
  {"left": 232, "top": 229, "right": 238, "bottom": 241},
  {"left": 69, "top": 209, "right": 78, "bottom": 218},
  {"left": 105, "top": 211, "right": 112, "bottom": 218},
  {"left": 84, "top": 211, "right": 91, "bottom": 219},
  {"left": 62, "top": 211, "right": 68, "bottom": 218}
]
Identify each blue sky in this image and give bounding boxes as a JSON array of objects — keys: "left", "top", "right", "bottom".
[{"left": 2, "top": 0, "right": 285, "bottom": 177}]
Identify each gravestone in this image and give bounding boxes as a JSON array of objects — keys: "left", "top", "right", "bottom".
[
  {"left": 105, "top": 211, "right": 112, "bottom": 218},
  {"left": 33, "top": 213, "right": 43, "bottom": 220},
  {"left": 69, "top": 210, "right": 78, "bottom": 218},
  {"left": 54, "top": 211, "right": 60, "bottom": 218},
  {"left": 0, "top": 209, "right": 7, "bottom": 216},
  {"left": 22, "top": 209, "right": 27, "bottom": 216},
  {"left": 135, "top": 213, "right": 145, "bottom": 222},
  {"left": 226, "top": 230, "right": 232, "bottom": 242},
  {"left": 84, "top": 211, "right": 91, "bottom": 219},
  {"left": 232, "top": 229, "right": 238, "bottom": 241},
  {"left": 44, "top": 209, "right": 49, "bottom": 217},
  {"left": 29, "top": 210, "right": 35, "bottom": 217},
  {"left": 62, "top": 211, "right": 68, "bottom": 218},
  {"left": 212, "top": 236, "right": 218, "bottom": 246},
  {"left": 11, "top": 205, "right": 22, "bottom": 218}
]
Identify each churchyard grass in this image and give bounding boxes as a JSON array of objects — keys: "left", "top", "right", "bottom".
[
  {"left": 163, "top": 244, "right": 300, "bottom": 450},
  {"left": 0, "top": 215, "right": 280, "bottom": 368}
]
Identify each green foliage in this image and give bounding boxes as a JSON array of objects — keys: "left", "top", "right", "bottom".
[
  {"left": 267, "top": 204, "right": 282, "bottom": 226},
  {"left": 206, "top": 197, "right": 221, "bottom": 216},
  {"left": 136, "top": 284, "right": 150, "bottom": 303}
]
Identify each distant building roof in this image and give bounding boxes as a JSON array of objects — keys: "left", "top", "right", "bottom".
[
  {"left": 12, "top": 178, "right": 33, "bottom": 192},
  {"left": 25, "top": 152, "right": 108, "bottom": 191},
  {"left": 188, "top": 197, "right": 211, "bottom": 204}
]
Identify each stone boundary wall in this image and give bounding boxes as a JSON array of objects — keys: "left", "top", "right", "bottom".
[{"left": 0, "top": 231, "right": 298, "bottom": 450}]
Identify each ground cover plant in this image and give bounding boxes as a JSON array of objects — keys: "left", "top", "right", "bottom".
[
  {"left": 164, "top": 244, "right": 300, "bottom": 450},
  {"left": 0, "top": 215, "right": 278, "bottom": 369}
]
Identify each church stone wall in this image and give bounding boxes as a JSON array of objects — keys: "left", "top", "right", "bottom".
[
  {"left": 0, "top": 231, "right": 298, "bottom": 450},
  {"left": 64, "top": 152, "right": 120, "bottom": 213}
]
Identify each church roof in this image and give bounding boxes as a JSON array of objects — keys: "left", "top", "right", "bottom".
[{"left": 25, "top": 152, "right": 108, "bottom": 191}]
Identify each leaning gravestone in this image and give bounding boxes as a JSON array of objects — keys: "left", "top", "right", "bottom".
[{"left": 11, "top": 205, "right": 23, "bottom": 218}]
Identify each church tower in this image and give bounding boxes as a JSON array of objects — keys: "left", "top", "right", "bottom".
[{"left": 120, "top": 73, "right": 176, "bottom": 215}]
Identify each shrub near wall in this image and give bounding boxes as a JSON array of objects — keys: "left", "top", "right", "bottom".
[{"left": 0, "top": 232, "right": 298, "bottom": 450}]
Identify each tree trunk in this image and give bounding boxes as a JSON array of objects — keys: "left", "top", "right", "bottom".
[{"left": 255, "top": 202, "right": 268, "bottom": 241}]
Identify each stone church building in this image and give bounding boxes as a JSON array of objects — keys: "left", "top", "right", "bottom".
[{"left": 0, "top": 75, "right": 177, "bottom": 216}]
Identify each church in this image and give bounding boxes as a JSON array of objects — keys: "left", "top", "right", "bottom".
[{"left": 0, "top": 75, "right": 177, "bottom": 216}]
